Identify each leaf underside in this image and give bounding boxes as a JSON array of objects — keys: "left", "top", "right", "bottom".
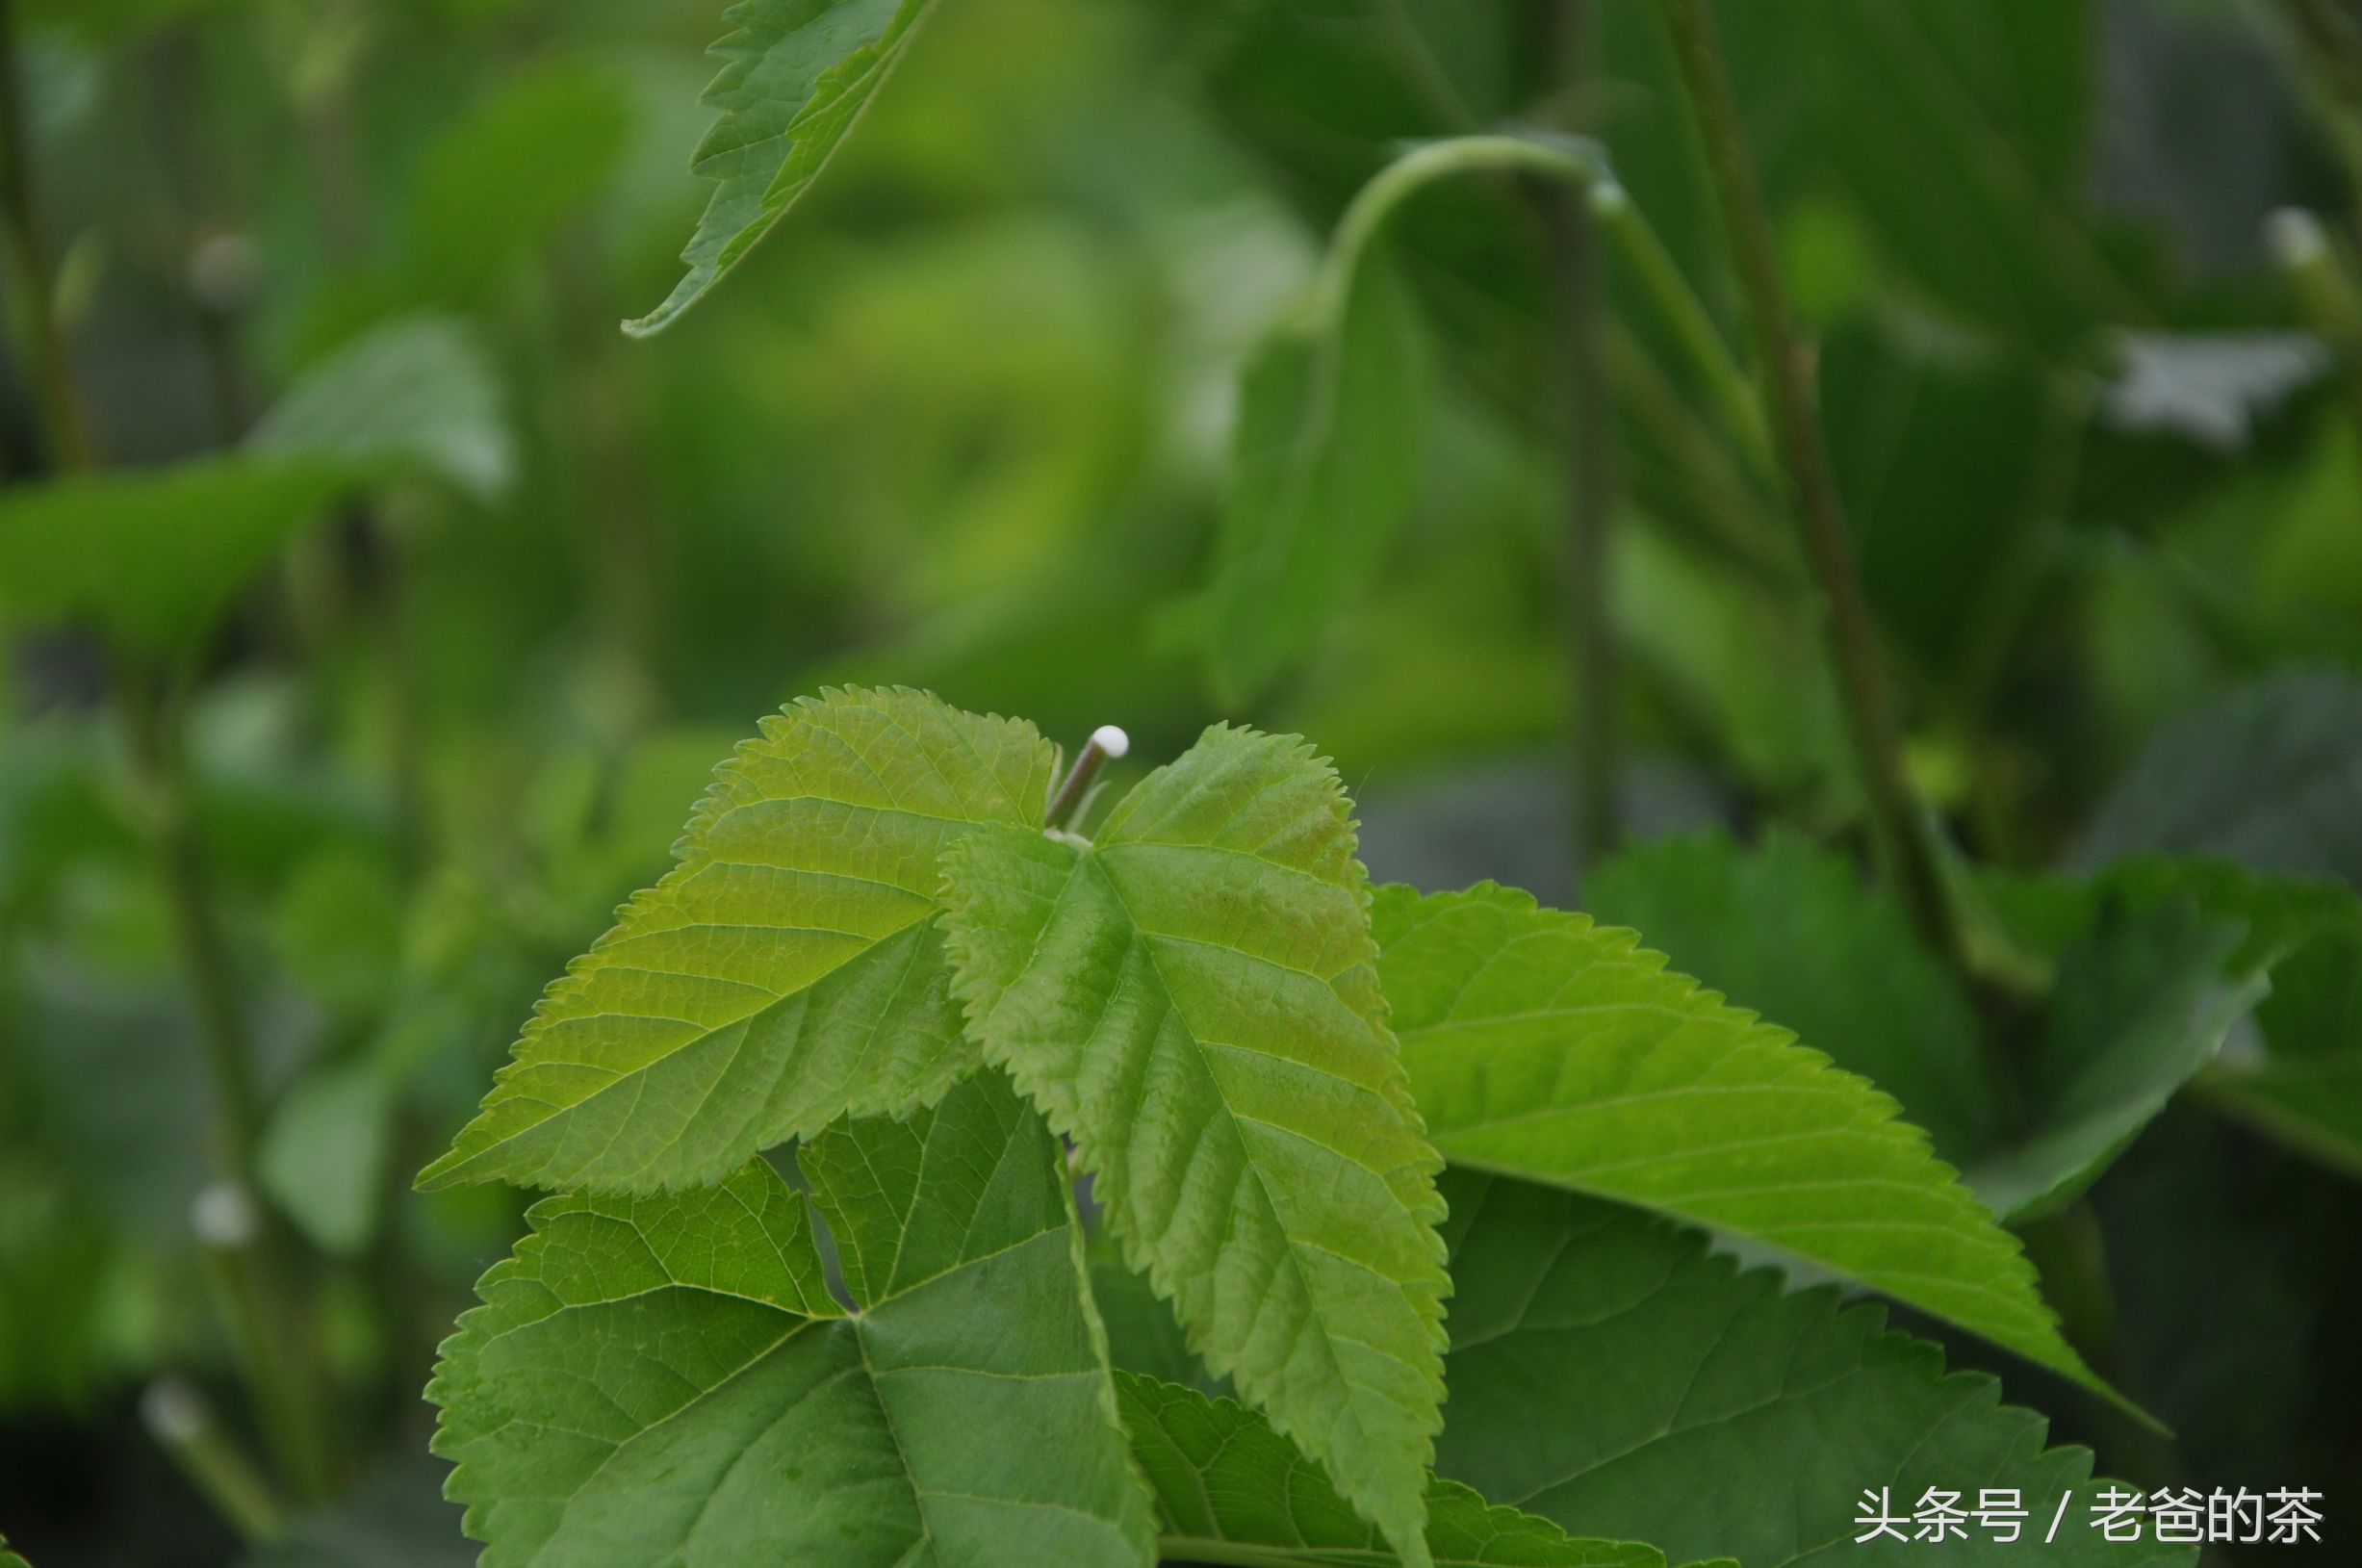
[
  {"left": 1436, "top": 1170, "right": 2193, "bottom": 1568},
  {"left": 429, "top": 1070, "right": 1155, "bottom": 1568},
  {"left": 1118, "top": 1373, "right": 1675, "bottom": 1568},
  {"left": 941, "top": 723, "right": 1451, "bottom": 1568},
  {"left": 418, "top": 685, "right": 1057, "bottom": 1194},
  {"left": 628, "top": 0, "right": 938, "bottom": 336},
  {"left": 1372, "top": 883, "right": 2114, "bottom": 1405}
]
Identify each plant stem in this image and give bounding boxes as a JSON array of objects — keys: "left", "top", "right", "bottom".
[
  {"left": 123, "top": 672, "right": 343, "bottom": 1502},
  {"left": 1046, "top": 725, "right": 1130, "bottom": 832},
  {"left": 0, "top": 0, "right": 96, "bottom": 471},
  {"left": 1529, "top": 0, "right": 1621, "bottom": 870},
  {"left": 1656, "top": 0, "right": 1963, "bottom": 968},
  {"left": 141, "top": 1377, "right": 287, "bottom": 1545},
  {"left": 123, "top": 673, "right": 265, "bottom": 1170}
]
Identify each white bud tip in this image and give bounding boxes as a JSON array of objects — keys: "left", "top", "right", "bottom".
[
  {"left": 1089, "top": 725, "right": 1130, "bottom": 759},
  {"left": 141, "top": 1376, "right": 211, "bottom": 1445},
  {"left": 2268, "top": 208, "right": 2325, "bottom": 269},
  {"left": 192, "top": 1181, "right": 260, "bottom": 1248}
]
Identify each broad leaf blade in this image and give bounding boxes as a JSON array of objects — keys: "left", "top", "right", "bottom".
[
  {"left": 1118, "top": 1375, "right": 1670, "bottom": 1568},
  {"left": 941, "top": 724, "right": 1451, "bottom": 1568},
  {"left": 430, "top": 1071, "right": 1156, "bottom": 1567},
  {"left": 418, "top": 685, "right": 1056, "bottom": 1194},
  {"left": 627, "top": 0, "right": 938, "bottom": 337},
  {"left": 1208, "top": 250, "right": 1427, "bottom": 703},
  {"left": 1374, "top": 884, "right": 2114, "bottom": 1404},
  {"left": 1436, "top": 1171, "right": 2192, "bottom": 1568}
]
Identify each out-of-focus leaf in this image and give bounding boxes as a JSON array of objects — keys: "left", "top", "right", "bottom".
[
  {"left": 1434, "top": 1170, "right": 2189, "bottom": 1568},
  {"left": 1118, "top": 1375, "right": 1672, "bottom": 1568},
  {"left": 269, "top": 849, "right": 404, "bottom": 1021},
  {"left": 629, "top": 0, "right": 942, "bottom": 335},
  {"left": 1985, "top": 854, "right": 2362, "bottom": 1058},
  {"left": 240, "top": 1459, "right": 471, "bottom": 1568},
  {"left": 1965, "top": 900, "right": 2264, "bottom": 1220},
  {"left": 2079, "top": 669, "right": 2362, "bottom": 888},
  {"left": 941, "top": 725, "right": 1451, "bottom": 1568},
  {"left": 2098, "top": 332, "right": 2331, "bottom": 452},
  {"left": 0, "top": 456, "right": 347, "bottom": 658},
  {"left": 1374, "top": 883, "right": 2118, "bottom": 1405},
  {"left": 1819, "top": 327, "right": 2056, "bottom": 677},
  {"left": 429, "top": 1071, "right": 1155, "bottom": 1567},
  {"left": 418, "top": 686, "right": 1055, "bottom": 1194},
  {"left": 249, "top": 317, "right": 514, "bottom": 503},
  {"left": 258, "top": 1061, "right": 394, "bottom": 1256},
  {"left": 1584, "top": 830, "right": 1997, "bottom": 1158},
  {"left": 2202, "top": 1056, "right": 2362, "bottom": 1183},
  {"left": 1207, "top": 248, "right": 1426, "bottom": 703},
  {"left": 400, "top": 62, "right": 632, "bottom": 304}
]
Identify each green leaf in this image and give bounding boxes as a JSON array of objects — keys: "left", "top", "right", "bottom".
[
  {"left": 418, "top": 686, "right": 1056, "bottom": 1194},
  {"left": 258, "top": 1060, "right": 394, "bottom": 1256},
  {"left": 0, "top": 455, "right": 347, "bottom": 658},
  {"left": 1207, "top": 248, "right": 1427, "bottom": 704},
  {"left": 1964, "top": 901, "right": 2265, "bottom": 1221},
  {"left": 1373, "top": 884, "right": 2113, "bottom": 1403},
  {"left": 400, "top": 61, "right": 633, "bottom": 307},
  {"left": 1584, "top": 830, "right": 1997, "bottom": 1158},
  {"left": 1587, "top": 835, "right": 2272, "bottom": 1220},
  {"left": 2202, "top": 1055, "right": 2362, "bottom": 1183},
  {"left": 0, "top": 1529, "right": 27, "bottom": 1568},
  {"left": 248, "top": 315, "right": 514, "bottom": 503},
  {"left": 2079, "top": 670, "right": 2362, "bottom": 890},
  {"left": 628, "top": 0, "right": 940, "bottom": 337},
  {"left": 940, "top": 724, "right": 1451, "bottom": 1568},
  {"left": 1434, "top": 1170, "right": 2191, "bottom": 1568},
  {"left": 430, "top": 1070, "right": 1156, "bottom": 1568},
  {"left": 1117, "top": 1374, "right": 1673, "bottom": 1568}
]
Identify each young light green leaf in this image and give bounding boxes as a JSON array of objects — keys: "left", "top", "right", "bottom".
[
  {"left": 2079, "top": 669, "right": 2362, "bottom": 889},
  {"left": 418, "top": 685, "right": 1056, "bottom": 1194},
  {"left": 1374, "top": 884, "right": 2115, "bottom": 1405},
  {"left": 1435, "top": 1171, "right": 2192, "bottom": 1568},
  {"left": 430, "top": 1070, "right": 1156, "bottom": 1568},
  {"left": 0, "top": 455, "right": 347, "bottom": 659},
  {"left": 248, "top": 315, "right": 513, "bottom": 503},
  {"left": 1208, "top": 249, "right": 1427, "bottom": 704},
  {"left": 1964, "top": 901, "right": 2264, "bottom": 1221},
  {"left": 1585, "top": 830, "right": 1997, "bottom": 1158},
  {"left": 941, "top": 724, "right": 1451, "bottom": 1568},
  {"left": 1118, "top": 1375, "right": 1676, "bottom": 1568},
  {"left": 628, "top": 0, "right": 939, "bottom": 337}
]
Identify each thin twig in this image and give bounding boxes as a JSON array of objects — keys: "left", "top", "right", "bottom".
[{"left": 1656, "top": 0, "right": 1963, "bottom": 966}]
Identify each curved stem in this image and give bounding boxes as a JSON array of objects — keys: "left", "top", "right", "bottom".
[
  {"left": 1310, "top": 135, "right": 1765, "bottom": 491},
  {"left": 1656, "top": 0, "right": 1964, "bottom": 969}
]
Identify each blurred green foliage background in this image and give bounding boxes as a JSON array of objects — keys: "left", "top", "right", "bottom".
[{"left": 2, "top": 0, "right": 2360, "bottom": 1562}]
